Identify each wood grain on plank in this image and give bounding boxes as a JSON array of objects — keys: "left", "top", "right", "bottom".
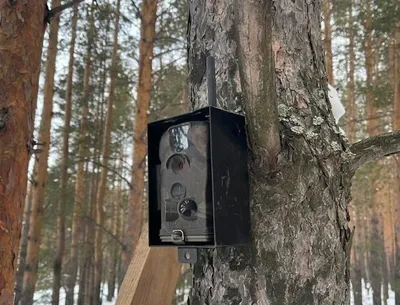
[{"left": 116, "top": 227, "right": 182, "bottom": 305}]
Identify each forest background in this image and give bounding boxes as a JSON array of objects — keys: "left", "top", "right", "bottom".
[{"left": 10, "top": 0, "right": 400, "bottom": 305}]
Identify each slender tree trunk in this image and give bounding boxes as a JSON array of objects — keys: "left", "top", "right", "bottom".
[
  {"left": 107, "top": 159, "right": 122, "bottom": 301},
  {"left": 93, "top": 1, "right": 121, "bottom": 303},
  {"left": 121, "top": 0, "right": 158, "bottom": 279},
  {"left": 79, "top": 163, "right": 98, "bottom": 305},
  {"left": 346, "top": 2, "right": 356, "bottom": 144},
  {"left": 81, "top": 67, "right": 105, "bottom": 305},
  {"left": 351, "top": 212, "right": 363, "bottom": 305},
  {"left": 323, "top": 0, "right": 334, "bottom": 85},
  {"left": 383, "top": 247, "right": 389, "bottom": 305},
  {"left": 188, "top": 1, "right": 351, "bottom": 304},
  {"left": 363, "top": 204, "right": 372, "bottom": 286},
  {"left": 14, "top": 184, "right": 33, "bottom": 305},
  {"left": 346, "top": 7, "right": 362, "bottom": 303},
  {"left": 364, "top": 0, "right": 377, "bottom": 136},
  {"left": 363, "top": 2, "right": 384, "bottom": 304},
  {"left": 0, "top": 3, "right": 46, "bottom": 303},
  {"left": 51, "top": 5, "right": 79, "bottom": 305},
  {"left": 87, "top": 170, "right": 98, "bottom": 305},
  {"left": 21, "top": 1, "right": 61, "bottom": 303},
  {"left": 393, "top": 20, "right": 400, "bottom": 305},
  {"left": 65, "top": 7, "right": 94, "bottom": 305},
  {"left": 370, "top": 212, "right": 384, "bottom": 305},
  {"left": 381, "top": 178, "right": 394, "bottom": 305},
  {"left": 106, "top": 192, "right": 119, "bottom": 302}
]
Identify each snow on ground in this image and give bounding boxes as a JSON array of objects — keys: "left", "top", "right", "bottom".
[
  {"left": 34, "top": 279, "right": 395, "bottom": 304},
  {"left": 34, "top": 284, "right": 116, "bottom": 305},
  {"left": 350, "top": 279, "right": 395, "bottom": 305}
]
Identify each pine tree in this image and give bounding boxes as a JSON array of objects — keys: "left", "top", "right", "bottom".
[
  {"left": 121, "top": 0, "right": 158, "bottom": 278},
  {"left": 21, "top": 1, "right": 62, "bottom": 303},
  {"left": 187, "top": 1, "right": 400, "bottom": 304},
  {"left": 51, "top": 5, "right": 79, "bottom": 304},
  {"left": 93, "top": 0, "right": 121, "bottom": 302},
  {"left": 0, "top": 2, "right": 46, "bottom": 303},
  {"left": 65, "top": 5, "right": 95, "bottom": 304}
]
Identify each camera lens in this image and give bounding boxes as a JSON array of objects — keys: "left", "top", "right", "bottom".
[
  {"left": 170, "top": 182, "right": 186, "bottom": 200},
  {"left": 178, "top": 199, "right": 197, "bottom": 219},
  {"left": 168, "top": 154, "right": 185, "bottom": 174}
]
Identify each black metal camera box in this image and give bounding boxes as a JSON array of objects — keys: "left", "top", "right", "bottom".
[{"left": 148, "top": 106, "right": 251, "bottom": 248}]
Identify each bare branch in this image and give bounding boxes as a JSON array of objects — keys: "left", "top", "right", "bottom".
[
  {"left": 130, "top": 0, "right": 142, "bottom": 19},
  {"left": 349, "top": 130, "right": 400, "bottom": 171},
  {"left": 48, "top": 0, "right": 86, "bottom": 17},
  {"left": 84, "top": 216, "right": 126, "bottom": 250}
]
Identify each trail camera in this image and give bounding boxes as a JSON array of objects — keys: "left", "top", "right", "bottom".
[
  {"left": 148, "top": 57, "right": 251, "bottom": 263},
  {"left": 158, "top": 121, "right": 213, "bottom": 243}
]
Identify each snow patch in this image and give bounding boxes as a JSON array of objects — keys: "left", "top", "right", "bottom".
[
  {"left": 350, "top": 279, "right": 395, "bottom": 305},
  {"left": 327, "top": 84, "right": 345, "bottom": 123}
]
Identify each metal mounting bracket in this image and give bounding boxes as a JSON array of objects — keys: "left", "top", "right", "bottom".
[{"left": 178, "top": 247, "right": 198, "bottom": 264}]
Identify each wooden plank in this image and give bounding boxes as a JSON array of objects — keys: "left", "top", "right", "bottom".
[{"left": 116, "top": 227, "right": 182, "bottom": 305}]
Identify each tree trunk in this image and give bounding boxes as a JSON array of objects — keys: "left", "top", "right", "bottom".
[
  {"left": 78, "top": 162, "right": 98, "bottom": 305},
  {"left": 188, "top": 1, "right": 351, "bottom": 304},
  {"left": 351, "top": 216, "right": 363, "bottom": 305},
  {"left": 14, "top": 183, "right": 33, "bottom": 305},
  {"left": 93, "top": 1, "right": 121, "bottom": 303},
  {"left": 121, "top": 0, "right": 158, "bottom": 279},
  {"left": 363, "top": 2, "right": 384, "bottom": 304},
  {"left": 21, "top": 1, "right": 61, "bottom": 303},
  {"left": 393, "top": 20, "right": 400, "bottom": 305},
  {"left": 346, "top": 7, "right": 362, "bottom": 303},
  {"left": 364, "top": 0, "right": 377, "bottom": 136},
  {"left": 51, "top": 5, "right": 79, "bottom": 305},
  {"left": 346, "top": 2, "right": 356, "bottom": 144},
  {"left": 370, "top": 212, "right": 384, "bottom": 305},
  {"left": 107, "top": 160, "right": 122, "bottom": 302},
  {"left": 65, "top": 6, "right": 94, "bottom": 305},
  {"left": 81, "top": 74, "right": 105, "bottom": 305},
  {"left": 0, "top": 2, "right": 46, "bottom": 303},
  {"left": 322, "top": 0, "right": 334, "bottom": 85}
]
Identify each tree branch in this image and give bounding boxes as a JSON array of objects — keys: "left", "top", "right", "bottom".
[
  {"left": 130, "top": 0, "right": 142, "bottom": 19},
  {"left": 84, "top": 216, "right": 126, "bottom": 250},
  {"left": 48, "top": 0, "right": 86, "bottom": 18},
  {"left": 349, "top": 130, "right": 400, "bottom": 171}
]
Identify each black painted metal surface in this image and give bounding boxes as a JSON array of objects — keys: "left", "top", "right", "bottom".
[{"left": 148, "top": 106, "right": 251, "bottom": 248}]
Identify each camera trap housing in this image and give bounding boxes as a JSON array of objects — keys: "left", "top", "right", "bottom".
[{"left": 147, "top": 106, "right": 251, "bottom": 260}]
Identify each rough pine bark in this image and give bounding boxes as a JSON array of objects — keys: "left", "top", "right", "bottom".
[
  {"left": 93, "top": 0, "right": 121, "bottom": 303},
  {"left": 0, "top": 2, "right": 46, "bottom": 304},
  {"left": 121, "top": 0, "right": 158, "bottom": 278},
  {"left": 65, "top": 7, "right": 94, "bottom": 305},
  {"left": 51, "top": 5, "right": 79, "bottom": 305},
  {"left": 188, "top": 1, "right": 352, "bottom": 304},
  {"left": 322, "top": 0, "right": 334, "bottom": 85},
  {"left": 21, "top": 1, "right": 61, "bottom": 303}
]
